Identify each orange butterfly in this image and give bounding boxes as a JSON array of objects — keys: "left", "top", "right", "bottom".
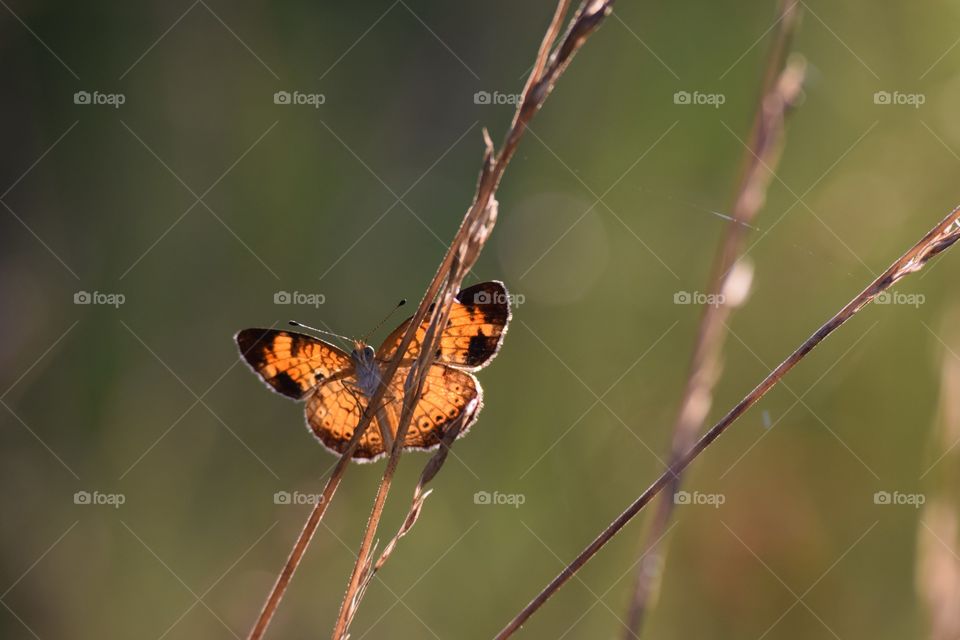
[{"left": 236, "top": 281, "right": 511, "bottom": 461}]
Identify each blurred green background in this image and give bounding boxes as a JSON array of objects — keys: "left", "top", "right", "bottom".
[{"left": 3, "top": 1, "right": 960, "bottom": 638}]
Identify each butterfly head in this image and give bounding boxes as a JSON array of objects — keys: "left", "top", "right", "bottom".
[
  {"left": 351, "top": 340, "right": 377, "bottom": 365},
  {"left": 350, "top": 340, "right": 382, "bottom": 397}
]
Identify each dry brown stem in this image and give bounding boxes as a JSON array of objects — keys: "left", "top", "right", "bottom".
[
  {"left": 621, "top": 1, "right": 804, "bottom": 634},
  {"left": 329, "top": 2, "right": 615, "bottom": 638},
  {"left": 496, "top": 205, "right": 960, "bottom": 637}
]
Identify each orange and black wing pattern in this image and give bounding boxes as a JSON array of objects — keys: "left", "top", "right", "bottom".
[
  {"left": 236, "top": 328, "right": 351, "bottom": 399},
  {"left": 397, "top": 364, "right": 482, "bottom": 450},
  {"left": 376, "top": 281, "right": 511, "bottom": 371},
  {"left": 305, "top": 378, "right": 385, "bottom": 459},
  {"left": 237, "top": 281, "right": 510, "bottom": 462},
  {"left": 305, "top": 364, "right": 481, "bottom": 461}
]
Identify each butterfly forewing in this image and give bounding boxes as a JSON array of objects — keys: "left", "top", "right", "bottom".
[
  {"left": 376, "top": 281, "right": 511, "bottom": 371},
  {"left": 236, "top": 328, "right": 352, "bottom": 399}
]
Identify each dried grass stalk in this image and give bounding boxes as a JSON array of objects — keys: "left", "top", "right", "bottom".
[
  {"left": 621, "top": 1, "right": 804, "bottom": 634},
  {"left": 247, "top": 2, "right": 618, "bottom": 636},
  {"left": 329, "top": 2, "right": 615, "bottom": 638},
  {"left": 338, "top": 403, "right": 477, "bottom": 631},
  {"left": 497, "top": 205, "right": 960, "bottom": 637}
]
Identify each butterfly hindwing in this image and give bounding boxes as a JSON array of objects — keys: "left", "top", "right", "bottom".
[
  {"left": 305, "top": 363, "right": 481, "bottom": 461},
  {"left": 236, "top": 328, "right": 351, "bottom": 400},
  {"left": 305, "top": 378, "right": 386, "bottom": 460},
  {"left": 400, "top": 364, "right": 481, "bottom": 450},
  {"left": 376, "top": 281, "right": 511, "bottom": 371}
]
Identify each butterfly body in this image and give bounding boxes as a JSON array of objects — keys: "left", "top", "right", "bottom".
[
  {"left": 350, "top": 343, "right": 383, "bottom": 398},
  {"left": 236, "top": 281, "right": 511, "bottom": 462}
]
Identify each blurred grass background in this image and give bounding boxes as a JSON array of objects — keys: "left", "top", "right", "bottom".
[{"left": 2, "top": 1, "right": 960, "bottom": 638}]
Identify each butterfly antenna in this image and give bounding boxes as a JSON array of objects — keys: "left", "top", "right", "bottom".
[
  {"left": 288, "top": 321, "right": 352, "bottom": 347},
  {"left": 361, "top": 298, "right": 406, "bottom": 344}
]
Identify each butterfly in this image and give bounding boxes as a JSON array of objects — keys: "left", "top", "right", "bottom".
[{"left": 236, "top": 281, "right": 511, "bottom": 461}]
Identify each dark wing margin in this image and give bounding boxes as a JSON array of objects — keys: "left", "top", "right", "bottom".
[
  {"left": 451, "top": 281, "right": 511, "bottom": 369},
  {"left": 236, "top": 328, "right": 351, "bottom": 400}
]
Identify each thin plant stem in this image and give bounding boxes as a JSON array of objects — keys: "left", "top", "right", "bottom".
[
  {"left": 330, "top": 2, "right": 616, "bottom": 638},
  {"left": 496, "top": 204, "right": 960, "bottom": 639},
  {"left": 245, "top": 337, "right": 430, "bottom": 640},
  {"left": 245, "top": 456, "right": 348, "bottom": 640},
  {"left": 621, "top": 1, "right": 803, "bottom": 635}
]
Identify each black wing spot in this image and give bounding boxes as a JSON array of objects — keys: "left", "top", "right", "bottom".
[
  {"left": 287, "top": 331, "right": 305, "bottom": 355},
  {"left": 271, "top": 371, "right": 303, "bottom": 398},
  {"left": 466, "top": 329, "right": 499, "bottom": 366}
]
